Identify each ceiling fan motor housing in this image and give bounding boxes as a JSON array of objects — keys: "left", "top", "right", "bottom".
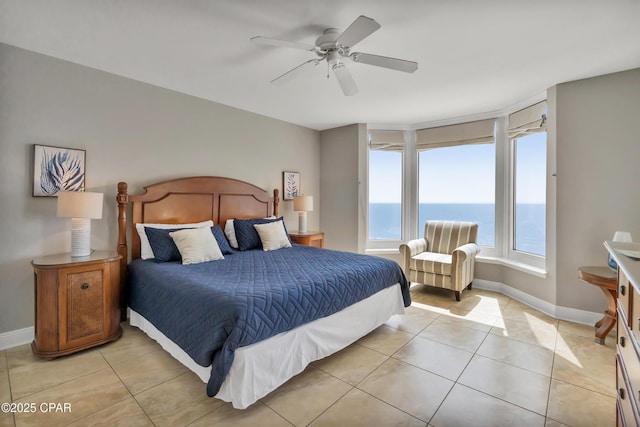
[{"left": 315, "top": 28, "right": 342, "bottom": 51}]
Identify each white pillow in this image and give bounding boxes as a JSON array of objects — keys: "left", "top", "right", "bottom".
[
  {"left": 224, "top": 216, "right": 275, "bottom": 249},
  {"left": 136, "top": 220, "right": 213, "bottom": 260},
  {"left": 169, "top": 227, "right": 224, "bottom": 265},
  {"left": 254, "top": 220, "right": 292, "bottom": 251}
]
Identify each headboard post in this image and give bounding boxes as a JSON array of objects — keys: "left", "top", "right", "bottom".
[
  {"left": 273, "top": 189, "right": 279, "bottom": 218},
  {"left": 116, "top": 182, "right": 128, "bottom": 321}
]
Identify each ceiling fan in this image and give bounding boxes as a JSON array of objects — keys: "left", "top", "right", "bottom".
[{"left": 250, "top": 15, "right": 418, "bottom": 96}]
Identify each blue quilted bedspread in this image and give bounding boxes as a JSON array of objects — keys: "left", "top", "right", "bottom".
[{"left": 128, "top": 245, "right": 410, "bottom": 396}]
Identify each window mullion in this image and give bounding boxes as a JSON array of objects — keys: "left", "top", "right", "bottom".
[
  {"left": 404, "top": 130, "right": 417, "bottom": 240},
  {"left": 494, "top": 117, "right": 508, "bottom": 258}
]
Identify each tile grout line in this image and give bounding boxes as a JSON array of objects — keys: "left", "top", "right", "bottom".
[
  {"left": 59, "top": 350, "right": 144, "bottom": 427},
  {"left": 544, "top": 323, "right": 560, "bottom": 422},
  {"left": 2, "top": 351, "right": 16, "bottom": 427}
]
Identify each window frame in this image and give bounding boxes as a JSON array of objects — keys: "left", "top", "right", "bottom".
[
  {"left": 365, "top": 130, "right": 410, "bottom": 251},
  {"left": 506, "top": 130, "right": 547, "bottom": 269}
]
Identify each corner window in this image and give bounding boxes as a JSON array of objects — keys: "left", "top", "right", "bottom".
[{"left": 366, "top": 101, "right": 547, "bottom": 273}]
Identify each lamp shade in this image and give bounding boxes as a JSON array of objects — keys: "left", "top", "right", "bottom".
[
  {"left": 57, "top": 191, "right": 103, "bottom": 219},
  {"left": 293, "top": 195, "right": 313, "bottom": 212}
]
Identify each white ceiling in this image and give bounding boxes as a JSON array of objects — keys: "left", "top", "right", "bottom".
[{"left": 1, "top": 0, "right": 639, "bottom": 130}]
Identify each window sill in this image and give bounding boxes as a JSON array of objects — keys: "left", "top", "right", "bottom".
[
  {"left": 477, "top": 255, "right": 547, "bottom": 278},
  {"left": 364, "top": 248, "right": 546, "bottom": 278},
  {"left": 365, "top": 248, "right": 400, "bottom": 255}
]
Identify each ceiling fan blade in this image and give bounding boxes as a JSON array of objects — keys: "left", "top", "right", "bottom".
[
  {"left": 332, "top": 63, "right": 358, "bottom": 96},
  {"left": 336, "top": 15, "right": 380, "bottom": 48},
  {"left": 350, "top": 52, "right": 418, "bottom": 73},
  {"left": 271, "top": 59, "right": 320, "bottom": 85},
  {"left": 250, "top": 36, "right": 315, "bottom": 51}
]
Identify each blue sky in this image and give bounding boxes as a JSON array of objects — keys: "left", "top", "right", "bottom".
[{"left": 369, "top": 133, "right": 546, "bottom": 204}]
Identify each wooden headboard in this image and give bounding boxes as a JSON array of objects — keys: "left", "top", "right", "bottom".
[{"left": 116, "top": 176, "right": 279, "bottom": 317}]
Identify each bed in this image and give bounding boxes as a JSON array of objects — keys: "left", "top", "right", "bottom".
[{"left": 116, "top": 176, "right": 410, "bottom": 409}]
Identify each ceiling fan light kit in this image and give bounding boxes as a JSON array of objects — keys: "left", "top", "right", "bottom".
[{"left": 251, "top": 15, "right": 418, "bottom": 96}]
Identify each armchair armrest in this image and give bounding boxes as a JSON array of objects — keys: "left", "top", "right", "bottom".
[
  {"left": 452, "top": 243, "right": 481, "bottom": 264},
  {"left": 451, "top": 243, "right": 480, "bottom": 289},
  {"left": 399, "top": 238, "right": 428, "bottom": 275}
]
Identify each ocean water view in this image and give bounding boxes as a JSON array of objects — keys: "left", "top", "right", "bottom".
[{"left": 369, "top": 203, "right": 545, "bottom": 256}]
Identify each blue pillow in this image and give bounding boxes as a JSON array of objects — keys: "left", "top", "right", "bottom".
[
  {"left": 234, "top": 217, "right": 288, "bottom": 251},
  {"left": 211, "top": 225, "right": 233, "bottom": 255},
  {"left": 145, "top": 227, "right": 182, "bottom": 262}
]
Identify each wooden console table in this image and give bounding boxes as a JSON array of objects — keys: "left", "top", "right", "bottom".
[{"left": 578, "top": 265, "right": 618, "bottom": 344}]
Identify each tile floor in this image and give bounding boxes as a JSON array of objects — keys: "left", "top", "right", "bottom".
[{"left": 0, "top": 285, "right": 616, "bottom": 427}]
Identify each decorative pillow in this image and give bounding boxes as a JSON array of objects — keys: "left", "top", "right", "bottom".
[
  {"left": 169, "top": 227, "right": 224, "bottom": 265},
  {"left": 224, "top": 219, "right": 239, "bottom": 249},
  {"left": 211, "top": 225, "right": 234, "bottom": 255},
  {"left": 254, "top": 220, "right": 292, "bottom": 251},
  {"left": 137, "top": 220, "right": 213, "bottom": 259},
  {"left": 234, "top": 217, "right": 286, "bottom": 251},
  {"left": 145, "top": 227, "right": 183, "bottom": 262}
]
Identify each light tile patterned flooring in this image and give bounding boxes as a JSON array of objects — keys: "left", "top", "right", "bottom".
[{"left": 0, "top": 285, "right": 616, "bottom": 426}]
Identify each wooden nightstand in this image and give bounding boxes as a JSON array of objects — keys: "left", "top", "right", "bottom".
[
  {"left": 289, "top": 231, "right": 325, "bottom": 248},
  {"left": 31, "top": 251, "right": 123, "bottom": 359}
]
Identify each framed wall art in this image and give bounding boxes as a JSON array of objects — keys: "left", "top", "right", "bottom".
[
  {"left": 33, "top": 144, "right": 86, "bottom": 197},
  {"left": 282, "top": 171, "right": 300, "bottom": 200}
]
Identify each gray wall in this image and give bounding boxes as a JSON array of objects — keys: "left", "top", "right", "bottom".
[
  {"left": 0, "top": 43, "right": 320, "bottom": 334},
  {"left": 554, "top": 68, "right": 640, "bottom": 310},
  {"left": 319, "top": 124, "right": 364, "bottom": 252}
]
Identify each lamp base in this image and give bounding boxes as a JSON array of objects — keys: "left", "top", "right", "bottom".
[
  {"left": 298, "top": 211, "right": 308, "bottom": 233},
  {"left": 70, "top": 218, "right": 92, "bottom": 257}
]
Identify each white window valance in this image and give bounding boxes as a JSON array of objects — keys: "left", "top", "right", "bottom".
[
  {"left": 416, "top": 119, "right": 495, "bottom": 151},
  {"left": 369, "top": 130, "right": 405, "bottom": 151},
  {"left": 507, "top": 101, "right": 547, "bottom": 139}
]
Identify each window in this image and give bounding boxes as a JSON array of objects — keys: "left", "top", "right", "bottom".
[
  {"left": 508, "top": 102, "right": 547, "bottom": 259},
  {"left": 513, "top": 132, "right": 546, "bottom": 256},
  {"left": 416, "top": 119, "right": 496, "bottom": 247},
  {"left": 368, "top": 131, "right": 404, "bottom": 241},
  {"left": 418, "top": 143, "right": 495, "bottom": 247}
]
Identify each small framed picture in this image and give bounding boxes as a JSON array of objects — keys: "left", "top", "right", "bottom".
[
  {"left": 282, "top": 171, "right": 300, "bottom": 200},
  {"left": 33, "top": 144, "right": 86, "bottom": 197}
]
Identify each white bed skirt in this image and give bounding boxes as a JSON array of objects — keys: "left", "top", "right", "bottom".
[{"left": 128, "top": 283, "right": 405, "bottom": 409}]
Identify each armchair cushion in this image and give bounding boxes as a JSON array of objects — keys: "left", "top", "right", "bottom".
[{"left": 410, "top": 252, "right": 452, "bottom": 275}]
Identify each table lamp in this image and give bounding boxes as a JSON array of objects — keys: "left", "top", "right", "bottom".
[
  {"left": 57, "top": 191, "right": 104, "bottom": 257},
  {"left": 293, "top": 195, "right": 313, "bottom": 233},
  {"left": 608, "top": 231, "right": 632, "bottom": 270}
]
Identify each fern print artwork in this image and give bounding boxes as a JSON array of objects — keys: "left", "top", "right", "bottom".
[
  {"left": 283, "top": 171, "right": 300, "bottom": 200},
  {"left": 33, "top": 145, "right": 86, "bottom": 196}
]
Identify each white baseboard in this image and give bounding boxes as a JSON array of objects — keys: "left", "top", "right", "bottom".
[
  {"left": 474, "top": 279, "right": 602, "bottom": 326},
  {"left": 0, "top": 327, "right": 34, "bottom": 351},
  {"left": 0, "top": 282, "right": 602, "bottom": 352}
]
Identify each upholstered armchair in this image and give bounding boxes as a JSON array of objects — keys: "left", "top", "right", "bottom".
[{"left": 400, "top": 221, "right": 480, "bottom": 301}]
